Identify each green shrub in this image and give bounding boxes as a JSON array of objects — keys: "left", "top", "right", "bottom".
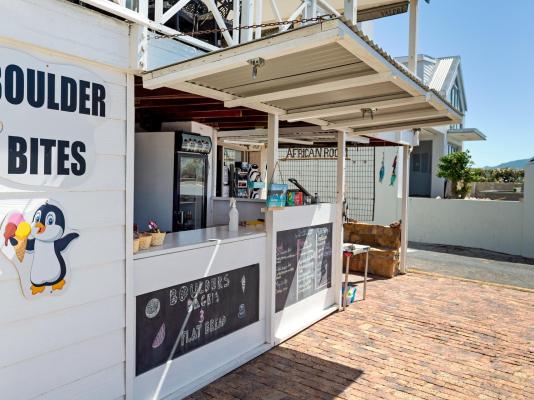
[
  {"left": 437, "top": 151, "right": 478, "bottom": 199},
  {"left": 472, "top": 168, "right": 524, "bottom": 183}
]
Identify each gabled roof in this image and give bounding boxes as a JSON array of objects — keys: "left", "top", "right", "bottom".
[{"left": 396, "top": 54, "right": 467, "bottom": 112}]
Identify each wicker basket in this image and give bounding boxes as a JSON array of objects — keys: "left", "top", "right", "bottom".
[
  {"left": 150, "top": 232, "right": 166, "bottom": 246},
  {"left": 139, "top": 234, "right": 152, "bottom": 250},
  {"left": 133, "top": 238, "right": 140, "bottom": 253}
]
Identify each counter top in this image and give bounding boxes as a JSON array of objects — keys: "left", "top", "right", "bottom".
[
  {"left": 134, "top": 226, "right": 266, "bottom": 260},
  {"left": 212, "top": 197, "right": 266, "bottom": 203}
]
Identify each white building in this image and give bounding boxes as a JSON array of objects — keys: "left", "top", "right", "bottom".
[{"left": 397, "top": 54, "right": 486, "bottom": 197}]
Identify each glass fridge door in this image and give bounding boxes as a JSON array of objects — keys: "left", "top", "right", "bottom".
[{"left": 174, "top": 153, "right": 207, "bottom": 231}]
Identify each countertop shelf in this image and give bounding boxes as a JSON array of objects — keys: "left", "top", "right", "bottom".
[{"left": 134, "top": 225, "right": 266, "bottom": 260}]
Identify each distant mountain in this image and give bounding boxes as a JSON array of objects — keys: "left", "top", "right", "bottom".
[{"left": 486, "top": 158, "right": 533, "bottom": 169}]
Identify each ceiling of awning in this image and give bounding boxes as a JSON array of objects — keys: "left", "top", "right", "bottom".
[{"left": 143, "top": 18, "right": 462, "bottom": 143}]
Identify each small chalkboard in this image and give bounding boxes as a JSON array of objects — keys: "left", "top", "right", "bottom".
[
  {"left": 275, "top": 223, "right": 332, "bottom": 312},
  {"left": 135, "top": 264, "right": 260, "bottom": 376}
]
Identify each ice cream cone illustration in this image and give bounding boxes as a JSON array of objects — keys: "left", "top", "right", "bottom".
[
  {"left": 1, "top": 201, "right": 79, "bottom": 299},
  {"left": 14, "top": 222, "right": 31, "bottom": 262}
]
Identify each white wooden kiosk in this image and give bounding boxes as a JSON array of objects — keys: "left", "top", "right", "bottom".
[
  {"left": 0, "top": 2, "right": 462, "bottom": 399},
  {"left": 138, "top": 18, "right": 462, "bottom": 399}
]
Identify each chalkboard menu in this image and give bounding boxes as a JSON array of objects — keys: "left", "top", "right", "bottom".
[
  {"left": 275, "top": 223, "right": 332, "bottom": 312},
  {"left": 135, "top": 264, "right": 259, "bottom": 376}
]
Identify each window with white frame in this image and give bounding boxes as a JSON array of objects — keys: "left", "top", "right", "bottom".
[{"left": 450, "top": 78, "right": 463, "bottom": 130}]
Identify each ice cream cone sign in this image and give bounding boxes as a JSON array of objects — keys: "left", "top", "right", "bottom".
[{"left": 0, "top": 201, "right": 79, "bottom": 299}]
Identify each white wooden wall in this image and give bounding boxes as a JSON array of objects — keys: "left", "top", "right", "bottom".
[{"left": 0, "top": 1, "right": 130, "bottom": 399}]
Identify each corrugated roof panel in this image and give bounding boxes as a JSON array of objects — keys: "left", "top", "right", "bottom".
[{"left": 428, "top": 57, "right": 456, "bottom": 93}]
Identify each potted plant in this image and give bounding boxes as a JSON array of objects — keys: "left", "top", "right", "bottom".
[
  {"left": 133, "top": 225, "right": 140, "bottom": 254},
  {"left": 135, "top": 223, "right": 152, "bottom": 250},
  {"left": 437, "top": 151, "right": 477, "bottom": 199},
  {"left": 148, "top": 220, "right": 166, "bottom": 246}
]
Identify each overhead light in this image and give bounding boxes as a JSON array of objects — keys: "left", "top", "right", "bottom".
[
  {"left": 247, "top": 57, "right": 266, "bottom": 80},
  {"left": 361, "top": 107, "right": 377, "bottom": 119}
]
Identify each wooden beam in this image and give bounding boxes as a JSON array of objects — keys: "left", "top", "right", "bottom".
[
  {"left": 350, "top": 117, "right": 453, "bottom": 136},
  {"left": 281, "top": 96, "right": 427, "bottom": 122},
  {"left": 322, "top": 109, "right": 448, "bottom": 130},
  {"left": 224, "top": 72, "right": 392, "bottom": 108}
]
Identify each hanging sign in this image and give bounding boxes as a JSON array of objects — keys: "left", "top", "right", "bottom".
[
  {"left": 0, "top": 46, "right": 107, "bottom": 188},
  {"left": 284, "top": 147, "right": 343, "bottom": 160}
]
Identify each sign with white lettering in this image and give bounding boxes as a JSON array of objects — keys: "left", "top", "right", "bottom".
[
  {"left": 135, "top": 264, "right": 260, "bottom": 376},
  {"left": 0, "top": 47, "right": 107, "bottom": 188},
  {"left": 275, "top": 224, "right": 332, "bottom": 312}
]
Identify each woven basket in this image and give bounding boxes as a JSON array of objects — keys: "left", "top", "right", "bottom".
[
  {"left": 133, "top": 238, "right": 140, "bottom": 253},
  {"left": 139, "top": 234, "right": 152, "bottom": 250},
  {"left": 150, "top": 232, "right": 166, "bottom": 246}
]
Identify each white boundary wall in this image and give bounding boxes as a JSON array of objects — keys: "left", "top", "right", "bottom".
[{"left": 372, "top": 148, "right": 533, "bottom": 258}]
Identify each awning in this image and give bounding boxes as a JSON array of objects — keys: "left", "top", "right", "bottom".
[
  {"left": 448, "top": 128, "right": 486, "bottom": 141},
  {"left": 143, "top": 18, "right": 462, "bottom": 139}
]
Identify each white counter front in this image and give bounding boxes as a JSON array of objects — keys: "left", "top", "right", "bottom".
[{"left": 133, "top": 226, "right": 268, "bottom": 400}]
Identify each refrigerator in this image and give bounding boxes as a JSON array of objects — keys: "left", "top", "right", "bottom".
[{"left": 135, "top": 131, "right": 211, "bottom": 233}]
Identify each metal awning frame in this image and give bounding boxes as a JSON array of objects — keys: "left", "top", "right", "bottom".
[{"left": 144, "top": 18, "right": 462, "bottom": 143}]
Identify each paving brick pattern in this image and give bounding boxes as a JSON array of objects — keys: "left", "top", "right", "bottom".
[{"left": 189, "top": 274, "right": 534, "bottom": 400}]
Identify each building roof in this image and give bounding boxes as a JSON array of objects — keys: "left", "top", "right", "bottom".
[{"left": 397, "top": 54, "right": 467, "bottom": 111}]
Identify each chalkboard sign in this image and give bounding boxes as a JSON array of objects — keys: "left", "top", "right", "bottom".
[
  {"left": 135, "top": 264, "right": 259, "bottom": 376},
  {"left": 275, "top": 223, "right": 332, "bottom": 312}
]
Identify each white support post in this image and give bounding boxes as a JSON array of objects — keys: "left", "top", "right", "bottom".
[
  {"left": 138, "top": 0, "right": 148, "bottom": 16},
  {"left": 305, "top": 0, "right": 318, "bottom": 20},
  {"left": 399, "top": 144, "right": 410, "bottom": 274},
  {"left": 344, "top": 0, "right": 358, "bottom": 25},
  {"left": 265, "top": 114, "right": 279, "bottom": 344},
  {"left": 408, "top": 0, "right": 418, "bottom": 74},
  {"left": 241, "top": 0, "right": 255, "bottom": 43},
  {"left": 233, "top": 0, "right": 241, "bottom": 43},
  {"left": 255, "top": 0, "right": 263, "bottom": 39},
  {"left": 154, "top": 0, "right": 163, "bottom": 22},
  {"left": 335, "top": 130, "right": 347, "bottom": 308}
]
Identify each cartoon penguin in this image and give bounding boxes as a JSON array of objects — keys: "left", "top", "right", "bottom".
[{"left": 9, "top": 203, "right": 79, "bottom": 295}]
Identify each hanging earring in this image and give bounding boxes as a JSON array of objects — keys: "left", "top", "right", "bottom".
[
  {"left": 379, "top": 148, "right": 385, "bottom": 183},
  {"left": 390, "top": 154, "right": 398, "bottom": 186}
]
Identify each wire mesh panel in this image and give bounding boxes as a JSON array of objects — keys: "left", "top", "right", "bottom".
[{"left": 278, "top": 147, "right": 375, "bottom": 221}]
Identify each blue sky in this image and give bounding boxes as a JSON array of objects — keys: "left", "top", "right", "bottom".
[{"left": 372, "top": 0, "right": 534, "bottom": 167}]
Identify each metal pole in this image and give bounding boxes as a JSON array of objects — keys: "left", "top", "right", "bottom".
[
  {"left": 336, "top": 130, "right": 347, "bottom": 309},
  {"left": 408, "top": 0, "right": 418, "bottom": 73},
  {"left": 399, "top": 145, "right": 410, "bottom": 274},
  {"left": 265, "top": 113, "right": 279, "bottom": 344}
]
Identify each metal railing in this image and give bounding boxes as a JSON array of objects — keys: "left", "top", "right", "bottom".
[{"left": 85, "top": 0, "right": 345, "bottom": 49}]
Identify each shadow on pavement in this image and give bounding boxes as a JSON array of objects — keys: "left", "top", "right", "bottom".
[
  {"left": 409, "top": 242, "right": 534, "bottom": 265},
  {"left": 189, "top": 346, "right": 363, "bottom": 399}
]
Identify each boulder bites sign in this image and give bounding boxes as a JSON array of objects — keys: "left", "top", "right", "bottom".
[{"left": 0, "top": 46, "right": 107, "bottom": 188}]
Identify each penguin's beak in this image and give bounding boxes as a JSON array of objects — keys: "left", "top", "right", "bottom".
[{"left": 35, "top": 222, "right": 46, "bottom": 234}]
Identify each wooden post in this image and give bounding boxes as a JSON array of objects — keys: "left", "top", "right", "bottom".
[
  {"left": 344, "top": 0, "right": 358, "bottom": 26},
  {"left": 408, "top": 0, "right": 418, "bottom": 73},
  {"left": 399, "top": 145, "right": 410, "bottom": 274},
  {"left": 265, "top": 114, "right": 279, "bottom": 344},
  {"left": 335, "top": 130, "right": 346, "bottom": 308}
]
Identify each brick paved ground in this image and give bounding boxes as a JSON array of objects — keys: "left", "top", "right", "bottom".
[{"left": 189, "top": 274, "right": 534, "bottom": 400}]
